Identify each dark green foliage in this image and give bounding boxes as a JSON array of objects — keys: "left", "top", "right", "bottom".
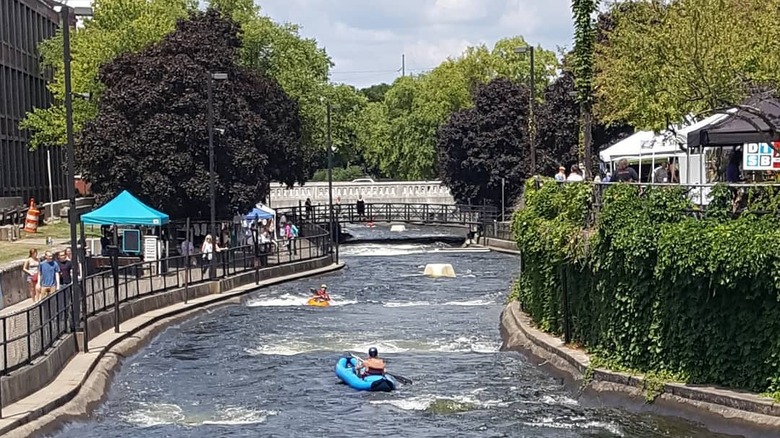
[
  {"left": 78, "top": 9, "right": 305, "bottom": 218},
  {"left": 359, "top": 83, "right": 391, "bottom": 103},
  {"left": 437, "top": 77, "right": 531, "bottom": 206},
  {"left": 513, "top": 182, "right": 780, "bottom": 394}
]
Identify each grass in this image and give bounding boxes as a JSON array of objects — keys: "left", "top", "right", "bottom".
[{"left": 0, "top": 221, "right": 100, "bottom": 266}]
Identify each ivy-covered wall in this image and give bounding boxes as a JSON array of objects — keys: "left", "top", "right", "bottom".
[{"left": 512, "top": 180, "right": 780, "bottom": 396}]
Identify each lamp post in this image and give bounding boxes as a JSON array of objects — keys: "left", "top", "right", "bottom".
[
  {"left": 326, "top": 101, "right": 338, "bottom": 263},
  {"left": 515, "top": 45, "right": 536, "bottom": 175},
  {"left": 501, "top": 177, "right": 505, "bottom": 222},
  {"left": 207, "top": 72, "right": 227, "bottom": 279},
  {"left": 60, "top": 3, "right": 93, "bottom": 353}
]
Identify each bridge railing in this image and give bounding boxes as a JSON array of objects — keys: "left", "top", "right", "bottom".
[
  {"left": 269, "top": 180, "right": 455, "bottom": 208},
  {"left": 275, "top": 203, "right": 499, "bottom": 226},
  {"left": 483, "top": 221, "right": 513, "bottom": 241}
]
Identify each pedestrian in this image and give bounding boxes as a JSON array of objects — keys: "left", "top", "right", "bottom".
[
  {"left": 57, "top": 249, "right": 73, "bottom": 286},
  {"left": 22, "top": 248, "right": 39, "bottom": 302},
  {"left": 37, "top": 251, "right": 60, "bottom": 301}
]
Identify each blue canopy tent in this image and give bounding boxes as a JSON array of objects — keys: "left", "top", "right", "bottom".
[
  {"left": 82, "top": 190, "right": 170, "bottom": 226},
  {"left": 244, "top": 207, "right": 274, "bottom": 221}
]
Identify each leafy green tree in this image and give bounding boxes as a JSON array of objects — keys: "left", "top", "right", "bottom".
[
  {"left": 572, "top": 0, "right": 600, "bottom": 178},
  {"left": 360, "top": 83, "right": 391, "bottom": 103},
  {"left": 595, "top": 0, "right": 780, "bottom": 131},
  {"left": 21, "top": 0, "right": 196, "bottom": 150},
  {"left": 361, "top": 37, "right": 559, "bottom": 180},
  {"left": 438, "top": 77, "right": 531, "bottom": 206},
  {"left": 78, "top": 9, "right": 306, "bottom": 218}
]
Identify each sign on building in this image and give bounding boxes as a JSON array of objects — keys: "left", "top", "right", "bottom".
[{"left": 743, "top": 142, "right": 780, "bottom": 171}]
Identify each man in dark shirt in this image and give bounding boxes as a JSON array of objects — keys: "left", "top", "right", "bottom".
[
  {"left": 57, "top": 250, "right": 73, "bottom": 285},
  {"left": 614, "top": 158, "right": 639, "bottom": 182}
]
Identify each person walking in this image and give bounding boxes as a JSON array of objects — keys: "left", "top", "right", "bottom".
[
  {"left": 37, "top": 251, "right": 60, "bottom": 301},
  {"left": 22, "top": 248, "right": 39, "bottom": 302}
]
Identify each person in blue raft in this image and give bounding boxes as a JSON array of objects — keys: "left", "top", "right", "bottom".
[{"left": 336, "top": 347, "right": 397, "bottom": 392}]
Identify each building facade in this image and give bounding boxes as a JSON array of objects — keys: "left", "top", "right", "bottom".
[{"left": 0, "top": 0, "right": 67, "bottom": 205}]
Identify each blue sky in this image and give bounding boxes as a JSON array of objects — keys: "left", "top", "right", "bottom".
[{"left": 68, "top": 0, "right": 576, "bottom": 89}]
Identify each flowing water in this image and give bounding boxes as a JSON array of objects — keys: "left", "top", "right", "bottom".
[{"left": 48, "top": 225, "right": 755, "bottom": 437}]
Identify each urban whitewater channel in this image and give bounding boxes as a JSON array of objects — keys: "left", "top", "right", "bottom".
[{"left": 46, "top": 226, "right": 758, "bottom": 437}]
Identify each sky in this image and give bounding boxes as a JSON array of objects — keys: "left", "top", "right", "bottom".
[{"left": 65, "top": 0, "right": 576, "bottom": 89}]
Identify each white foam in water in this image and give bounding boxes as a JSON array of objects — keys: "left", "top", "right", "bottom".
[
  {"left": 383, "top": 301, "right": 430, "bottom": 308},
  {"left": 123, "top": 402, "right": 277, "bottom": 427},
  {"left": 540, "top": 394, "right": 580, "bottom": 406},
  {"left": 245, "top": 293, "right": 356, "bottom": 307},
  {"left": 443, "top": 299, "right": 494, "bottom": 307},
  {"left": 521, "top": 417, "right": 624, "bottom": 436},
  {"left": 370, "top": 394, "right": 510, "bottom": 411},
  {"left": 340, "top": 244, "right": 427, "bottom": 257}
]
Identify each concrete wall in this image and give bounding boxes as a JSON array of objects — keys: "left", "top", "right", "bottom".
[
  {"left": 0, "top": 254, "right": 334, "bottom": 407},
  {"left": 269, "top": 181, "right": 456, "bottom": 208}
]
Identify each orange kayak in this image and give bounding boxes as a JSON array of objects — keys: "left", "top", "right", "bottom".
[{"left": 306, "top": 297, "right": 330, "bottom": 307}]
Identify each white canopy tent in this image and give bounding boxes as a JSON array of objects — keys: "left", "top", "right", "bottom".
[{"left": 599, "top": 112, "right": 733, "bottom": 183}]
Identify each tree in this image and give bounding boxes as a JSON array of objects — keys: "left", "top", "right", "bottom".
[
  {"left": 438, "top": 78, "right": 531, "bottom": 206},
  {"left": 571, "top": 0, "right": 600, "bottom": 178},
  {"left": 595, "top": 0, "right": 780, "bottom": 131},
  {"left": 77, "top": 9, "right": 306, "bottom": 218},
  {"left": 21, "top": 0, "right": 196, "bottom": 150},
  {"left": 360, "top": 37, "right": 559, "bottom": 180},
  {"left": 360, "top": 83, "right": 391, "bottom": 103}
]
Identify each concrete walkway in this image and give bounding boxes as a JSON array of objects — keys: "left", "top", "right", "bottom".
[{"left": 0, "top": 261, "right": 344, "bottom": 437}]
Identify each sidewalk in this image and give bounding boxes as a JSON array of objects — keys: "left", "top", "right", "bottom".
[{"left": 0, "top": 259, "right": 342, "bottom": 437}]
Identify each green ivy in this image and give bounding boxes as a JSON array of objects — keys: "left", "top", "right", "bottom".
[{"left": 512, "top": 181, "right": 780, "bottom": 397}]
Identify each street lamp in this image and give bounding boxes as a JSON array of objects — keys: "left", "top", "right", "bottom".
[
  {"left": 325, "top": 101, "right": 338, "bottom": 263},
  {"left": 207, "top": 72, "right": 228, "bottom": 279},
  {"left": 515, "top": 45, "right": 536, "bottom": 175},
  {"left": 59, "top": 3, "right": 93, "bottom": 353}
]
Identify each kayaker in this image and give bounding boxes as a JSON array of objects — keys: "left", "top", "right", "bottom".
[
  {"left": 356, "top": 347, "right": 386, "bottom": 377},
  {"left": 315, "top": 284, "right": 330, "bottom": 301}
]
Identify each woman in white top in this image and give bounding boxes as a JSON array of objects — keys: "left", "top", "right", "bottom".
[
  {"left": 22, "top": 248, "right": 40, "bottom": 301},
  {"left": 200, "top": 234, "right": 221, "bottom": 276},
  {"left": 567, "top": 164, "right": 584, "bottom": 182}
]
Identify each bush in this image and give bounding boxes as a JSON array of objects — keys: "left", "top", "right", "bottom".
[{"left": 512, "top": 181, "right": 780, "bottom": 394}]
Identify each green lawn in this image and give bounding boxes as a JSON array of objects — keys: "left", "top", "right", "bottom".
[{"left": 0, "top": 221, "right": 100, "bottom": 265}]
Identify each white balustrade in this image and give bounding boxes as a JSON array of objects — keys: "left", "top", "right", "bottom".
[{"left": 267, "top": 181, "right": 455, "bottom": 208}]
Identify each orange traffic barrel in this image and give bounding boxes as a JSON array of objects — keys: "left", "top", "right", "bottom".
[{"left": 24, "top": 198, "right": 40, "bottom": 233}]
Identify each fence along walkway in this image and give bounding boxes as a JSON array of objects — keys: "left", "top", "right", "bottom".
[{"left": 0, "top": 227, "right": 330, "bottom": 377}]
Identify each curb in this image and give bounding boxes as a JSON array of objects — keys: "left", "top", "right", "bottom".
[
  {"left": 499, "top": 301, "right": 780, "bottom": 429},
  {"left": 2, "top": 261, "right": 345, "bottom": 437}
]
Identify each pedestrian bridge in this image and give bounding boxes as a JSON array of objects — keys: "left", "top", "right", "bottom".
[
  {"left": 275, "top": 203, "right": 497, "bottom": 227},
  {"left": 268, "top": 180, "right": 456, "bottom": 209}
]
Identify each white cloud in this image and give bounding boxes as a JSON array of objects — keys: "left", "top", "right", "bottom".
[
  {"left": 425, "top": 0, "right": 489, "bottom": 23},
  {"left": 70, "top": 0, "right": 575, "bottom": 88}
]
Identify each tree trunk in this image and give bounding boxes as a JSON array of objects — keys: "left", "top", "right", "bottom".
[{"left": 583, "top": 105, "right": 593, "bottom": 180}]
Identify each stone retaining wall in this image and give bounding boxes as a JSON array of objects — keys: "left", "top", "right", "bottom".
[
  {"left": 499, "top": 301, "right": 780, "bottom": 429},
  {"left": 1, "top": 254, "right": 334, "bottom": 408}
]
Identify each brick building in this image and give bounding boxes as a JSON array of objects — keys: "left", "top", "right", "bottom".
[{"left": 0, "top": 0, "right": 68, "bottom": 205}]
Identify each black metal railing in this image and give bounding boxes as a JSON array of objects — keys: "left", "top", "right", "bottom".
[
  {"left": 0, "top": 224, "right": 331, "bottom": 377},
  {"left": 276, "top": 202, "right": 499, "bottom": 226},
  {"left": 0, "top": 284, "right": 73, "bottom": 375},
  {"left": 483, "top": 221, "right": 513, "bottom": 241}
]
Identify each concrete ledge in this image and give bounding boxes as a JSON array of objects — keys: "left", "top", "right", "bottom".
[
  {"left": 499, "top": 301, "right": 780, "bottom": 429},
  {"left": 483, "top": 237, "right": 520, "bottom": 255},
  {"left": 0, "top": 257, "right": 342, "bottom": 437}
]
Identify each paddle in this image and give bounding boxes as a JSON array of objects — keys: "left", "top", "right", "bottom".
[{"left": 346, "top": 352, "right": 413, "bottom": 385}]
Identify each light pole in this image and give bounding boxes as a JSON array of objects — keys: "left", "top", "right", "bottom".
[
  {"left": 207, "top": 72, "right": 228, "bottom": 279},
  {"left": 326, "top": 101, "right": 338, "bottom": 263},
  {"left": 60, "top": 3, "right": 93, "bottom": 353},
  {"left": 501, "top": 177, "right": 505, "bottom": 222},
  {"left": 515, "top": 45, "right": 536, "bottom": 175}
]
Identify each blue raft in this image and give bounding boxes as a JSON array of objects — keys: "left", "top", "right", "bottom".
[{"left": 335, "top": 357, "right": 397, "bottom": 392}]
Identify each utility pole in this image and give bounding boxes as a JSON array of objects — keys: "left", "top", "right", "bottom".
[{"left": 402, "top": 54, "right": 405, "bottom": 77}]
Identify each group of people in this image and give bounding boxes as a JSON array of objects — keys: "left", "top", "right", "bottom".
[{"left": 22, "top": 247, "right": 73, "bottom": 303}]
